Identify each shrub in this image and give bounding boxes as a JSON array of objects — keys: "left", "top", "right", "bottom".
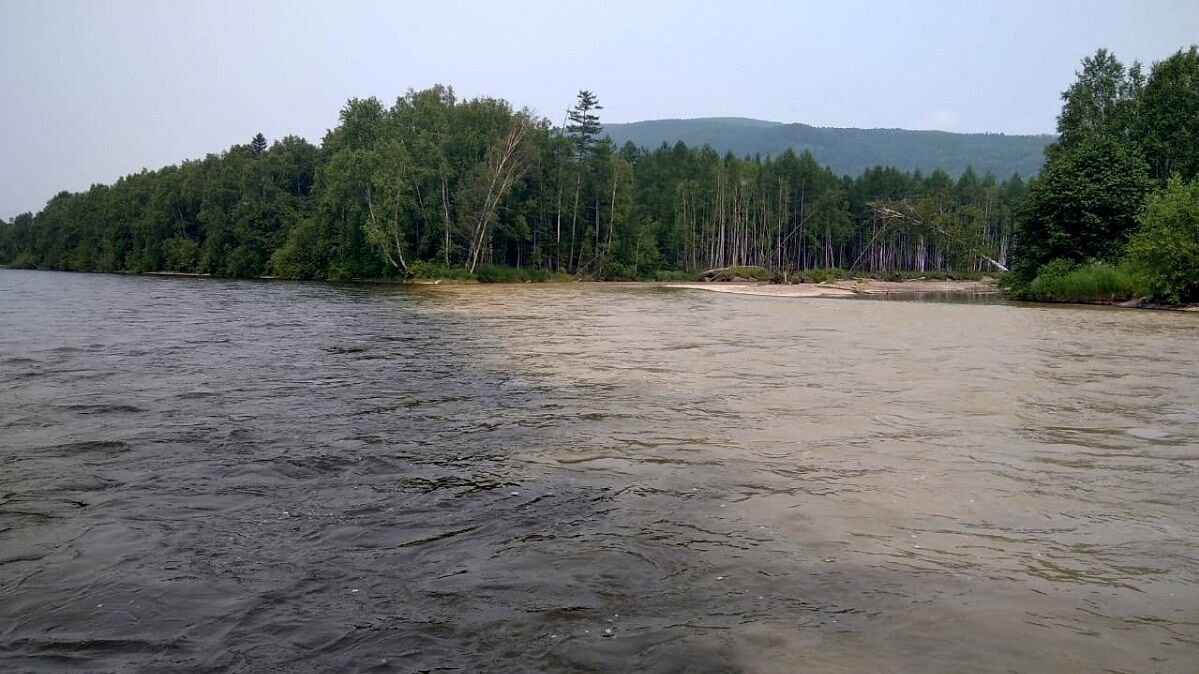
[
  {"left": 1126, "top": 177, "right": 1199, "bottom": 303},
  {"left": 406, "top": 260, "right": 475, "bottom": 281},
  {"left": 601, "top": 261, "right": 638, "bottom": 281},
  {"left": 1012, "top": 135, "right": 1153, "bottom": 283},
  {"left": 476, "top": 265, "right": 564, "bottom": 283},
  {"left": 792, "top": 267, "right": 845, "bottom": 284},
  {"left": 653, "top": 270, "right": 697, "bottom": 281},
  {"left": 270, "top": 219, "right": 326, "bottom": 279},
  {"left": 225, "top": 244, "right": 265, "bottom": 278},
  {"left": 8, "top": 252, "right": 37, "bottom": 269},
  {"left": 725, "top": 265, "right": 772, "bottom": 280},
  {"left": 162, "top": 237, "right": 199, "bottom": 272},
  {"left": 1019, "top": 259, "right": 1144, "bottom": 302}
]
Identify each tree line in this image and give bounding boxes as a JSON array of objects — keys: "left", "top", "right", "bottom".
[
  {"left": 0, "top": 85, "right": 1026, "bottom": 281},
  {"left": 1008, "top": 45, "right": 1199, "bottom": 303},
  {"left": 1, "top": 45, "right": 1195, "bottom": 300}
]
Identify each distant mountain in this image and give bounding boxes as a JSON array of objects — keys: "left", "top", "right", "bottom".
[{"left": 601, "top": 117, "right": 1053, "bottom": 178}]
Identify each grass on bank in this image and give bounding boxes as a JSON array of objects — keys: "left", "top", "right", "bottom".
[{"left": 1006, "top": 259, "right": 1145, "bottom": 303}]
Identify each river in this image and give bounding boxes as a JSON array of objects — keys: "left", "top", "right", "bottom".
[{"left": 1, "top": 269, "right": 1196, "bottom": 673}]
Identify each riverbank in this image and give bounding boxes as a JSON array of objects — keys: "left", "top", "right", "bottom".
[
  {"left": 669, "top": 278, "right": 999, "bottom": 297},
  {"left": 12, "top": 267, "right": 1197, "bottom": 310}
]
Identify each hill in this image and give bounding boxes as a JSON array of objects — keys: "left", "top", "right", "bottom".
[{"left": 602, "top": 117, "right": 1053, "bottom": 177}]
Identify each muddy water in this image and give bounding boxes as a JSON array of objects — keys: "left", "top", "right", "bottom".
[{"left": 1, "top": 269, "right": 1196, "bottom": 673}]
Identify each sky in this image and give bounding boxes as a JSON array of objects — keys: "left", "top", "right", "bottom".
[{"left": 1, "top": 0, "right": 1197, "bottom": 219}]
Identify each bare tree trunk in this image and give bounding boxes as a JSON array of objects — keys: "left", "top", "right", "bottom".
[
  {"left": 441, "top": 179, "right": 452, "bottom": 266},
  {"left": 466, "top": 115, "right": 531, "bottom": 273}
]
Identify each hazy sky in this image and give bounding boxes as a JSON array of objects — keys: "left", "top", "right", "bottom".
[{"left": 2, "top": 0, "right": 1197, "bottom": 219}]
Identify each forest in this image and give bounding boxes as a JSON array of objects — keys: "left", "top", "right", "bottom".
[
  {"left": 0, "top": 91, "right": 1026, "bottom": 282},
  {"left": 0, "top": 46, "right": 1196, "bottom": 302}
]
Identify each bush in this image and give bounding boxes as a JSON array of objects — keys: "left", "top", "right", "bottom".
[
  {"left": 1019, "top": 259, "right": 1144, "bottom": 302},
  {"left": 8, "top": 252, "right": 37, "bottom": 269},
  {"left": 600, "top": 261, "right": 638, "bottom": 281},
  {"left": 697, "top": 265, "right": 773, "bottom": 282},
  {"left": 652, "top": 270, "right": 697, "bottom": 281},
  {"left": 1126, "top": 177, "right": 1199, "bottom": 303},
  {"left": 791, "top": 267, "right": 845, "bottom": 284},
  {"left": 225, "top": 244, "right": 265, "bottom": 278},
  {"left": 1011, "top": 135, "right": 1153, "bottom": 283},
  {"left": 162, "top": 237, "right": 199, "bottom": 272},
  {"left": 476, "top": 265, "right": 569, "bottom": 283},
  {"left": 270, "top": 219, "right": 326, "bottom": 279},
  {"left": 406, "top": 260, "right": 476, "bottom": 281}
]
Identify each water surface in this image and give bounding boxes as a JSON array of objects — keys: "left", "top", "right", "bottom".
[{"left": 1, "top": 270, "right": 1196, "bottom": 673}]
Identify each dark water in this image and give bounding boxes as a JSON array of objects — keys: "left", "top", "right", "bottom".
[{"left": 2, "top": 270, "right": 1197, "bottom": 673}]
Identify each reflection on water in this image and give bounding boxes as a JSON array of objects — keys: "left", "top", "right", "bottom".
[{"left": 1, "top": 270, "right": 1196, "bottom": 673}]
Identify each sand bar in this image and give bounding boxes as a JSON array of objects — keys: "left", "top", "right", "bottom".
[{"left": 669, "top": 279, "right": 997, "bottom": 298}]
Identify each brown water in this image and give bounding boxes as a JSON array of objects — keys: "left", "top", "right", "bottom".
[{"left": 1, "top": 269, "right": 1197, "bottom": 673}]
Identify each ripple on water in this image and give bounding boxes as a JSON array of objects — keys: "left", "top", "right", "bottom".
[{"left": 1, "top": 270, "right": 1198, "bottom": 673}]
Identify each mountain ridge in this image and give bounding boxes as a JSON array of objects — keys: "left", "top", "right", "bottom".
[{"left": 601, "top": 117, "right": 1054, "bottom": 177}]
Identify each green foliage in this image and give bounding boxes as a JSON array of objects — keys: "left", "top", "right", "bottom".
[
  {"left": 1007, "top": 44, "right": 1198, "bottom": 303},
  {"left": 1012, "top": 135, "right": 1152, "bottom": 283},
  {"left": 1126, "top": 178, "right": 1199, "bottom": 303},
  {"left": 790, "top": 267, "right": 845, "bottom": 283},
  {"left": 269, "top": 219, "right": 327, "bottom": 279},
  {"left": 476, "top": 265, "right": 568, "bottom": 283},
  {"left": 2, "top": 82, "right": 1031, "bottom": 283},
  {"left": 1055, "top": 48, "right": 1143, "bottom": 150},
  {"left": 162, "top": 237, "right": 199, "bottom": 272},
  {"left": 405, "top": 260, "right": 476, "bottom": 281},
  {"left": 0, "top": 219, "right": 12, "bottom": 264},
  {"left": 1016, "top": 259, "right": 1144, "bottom": 302},
  {"left": 225, "top": 244, "right": 265, "bottom": 278},
  {"left": 566, "top": 90, "right": 603, "bottom": 157},
  {"left": 9, "top": 252, "right": 38, "bottom": 269},
  {"left": 27, "top": 50, "right": 1199, "bottom": 288},
  {"left": 652, "top": 270, "right": 696, "bottom": 281},
  {"left": 722, "top": 266, "right": 773, "bottom": 280},
  {"left": 1136, "top": 46, "right": 1199, "bottom": 182}
]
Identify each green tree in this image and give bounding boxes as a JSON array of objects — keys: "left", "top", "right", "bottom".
[
  {"left": 566, "top": 90, "right": 602, "bottom": 158},
  {"left": 1126, "top": 177, "right": 1199, "bottom": 302},
  {"left": 1055, "top": 48, "right": 1142, "bottom": 150},
  {"left": 1136, "top": 46, "right": 1199, "bottom": 182},
  {"left": 1013, "top": 135, "right": 1152, "bottom": 281}
]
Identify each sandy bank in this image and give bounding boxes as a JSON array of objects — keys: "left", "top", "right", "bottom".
[{"left": 669, "top": 279, "right": 997, "bottom": 298}]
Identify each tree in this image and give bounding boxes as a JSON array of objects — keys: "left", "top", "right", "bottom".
[
  {"left": 565, "top": 90, "right": 603, "bottom": 158},
  {"left": 1136, "top": 46, "right": 1199, "bottom": 182},
  {"left": 4, "top": 83, "right": 1044, "bottom": 281},
  {"left": 1126, "top": 177, "right": 1199, "bottom": 302},
  {"left": 1012, "top": 135, "right": 1152, "bottom": 281},
  {"left": 460, "top": 111, "right": 534, "bottom": 272},
  {"left": 362, "top": 140, "right": 413, "bottom": 273},
  {"left": 1055, "top": 48, "right": 1142, "bottom": 150}
]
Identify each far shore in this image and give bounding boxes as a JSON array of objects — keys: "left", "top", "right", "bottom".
[
  {"left": 667, "top": 278, "right": 998, "bottom": 298},
  {"left": 10, "top": 268, "right": 1197, "bottom": 310}
]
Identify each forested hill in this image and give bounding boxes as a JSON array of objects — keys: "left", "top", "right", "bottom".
[{"left": 602, "top": 117, "right": 1054, "bottom": 177}]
